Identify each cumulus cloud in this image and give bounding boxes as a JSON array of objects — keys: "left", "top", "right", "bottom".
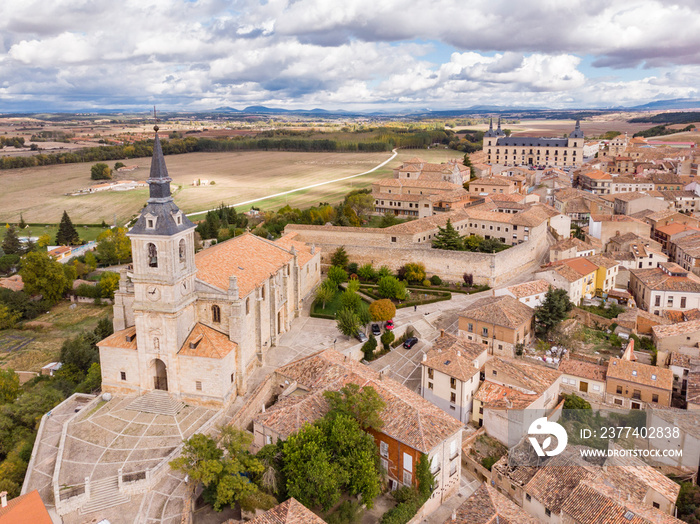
[{"left": 0, "top": 0, "right": 699, "bottom": 110}]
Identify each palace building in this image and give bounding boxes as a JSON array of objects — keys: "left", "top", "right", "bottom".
[
  {"left": 484, "top": 118, "right": 584, "bottom": 168},
  {"left": 97, "top": 127, "right": 321, "bottom": 407}
]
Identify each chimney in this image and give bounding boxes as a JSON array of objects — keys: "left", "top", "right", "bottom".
[
  {"left": 440, "top": 329, "right": 445, "bottom": 338},
  {"left": 457, "top": 350, "right": 461, "bottom": 357},
  {"left": 0, "top": 492, "right": 6, "bottom": 508},
  {"left": 422, "top": 354, "right": 427, "bottom": 362},
  {"left": 451, "top": 509, "right": 456, "bottom": 521}
]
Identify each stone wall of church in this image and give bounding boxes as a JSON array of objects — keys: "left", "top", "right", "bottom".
[
  {"left": 178, "top": 350, "right": 237, "bottom": 408},
  {"left": 299, "top": 252, "right": 322, "bottom": 299},
  {"left": 99, "top": 346, "right": 141, "bottom": 396}
]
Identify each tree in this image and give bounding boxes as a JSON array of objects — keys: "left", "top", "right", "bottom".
[
  {"left": 330, "top": 246, "right": 349, "bottom": 268},
  {"left": 114, "top": 161, "right": 126, "bottom": 170},
  {"left": 90, "top": 162, "right": 112, "bottom": 180},
  {"left": 377, "top": 266, "right": 392, "bottom": 279},
  {"left": 432, "top": 219, "right": 463, "bottom": 251},
  {"left": 379, "top": 212, "right": 399, "bottom": 228},
  {"left": 462, "top": 154, "right": 473, "bottom": 168},
  {"left": 327, "top": 265, "right": 348, "bottom": 285},
  {"left": 170, "top": 427, "right": 265, "bottom": 512},
  {"left": 0, "top": 369, "right": 20, "bottom": 404},
  {"left": 361, "top": 336, "right": 377, "bottom": 361},
  {"left": 377, "top": 276, "right": 406, "bottom": 300},
  {"left": 369, "top": 299, "right": 396, "bottom": 322},
  {"left": 1, "top": 226, "right": 21, "bottom": 255},
  {"left": 37, "top": 234, "right": 51, "bottom": 249},
  {"left": 402, "top": 262, "right": 426, "bottom": 283},
  {"left": 336, "top": 307, "right": 360, "bottom": 337},
  {"left": 18, "top": 214, "right": 26, "bottom": 230},
  {"left": 339, "top": 289, "right": 362, "bottom": 313},
  {"left": 0, "top": 304, "right": 21, "bottom": 330},
  {"left": 99, "top": 271, "right": 120, "bottom": 298},
  {"left": 20, "top": 251, "right": 69, "bottom": 303},
  {"left": 324, "top": 383, "right": 385, "bottom": 431},
  {"left": 315, "top": 284, "right": 335, "bottom": 310},
  {"left": 84, "top": 251, "right": 97, "bottom": 272},
  {"left": 346, "top": 278, "right": 360, "bottom": 293},
  {"left": 380, "top": 330, "right": 395, "bottom": 350},
  {"left": 357, "top": 263, "right": 376, "bottom": 281},
  {"left": 535, "top": 287, "right": 573, "bottom": 336},
  {"left": 55, "top": 211, "right": 80, "bottom": 246},
  {"left": 96, "top": 227, "right": 131, "bottom": 265},
  {"left": 60, "top": 333, "right": 100, "bottom": 373},
  {"left": 416, "top": 454, "right": 435, "bottom": 499}
]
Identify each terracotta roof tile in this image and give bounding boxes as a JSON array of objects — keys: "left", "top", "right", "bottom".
[
  {"left": 461, "top": 295, "right": 534, "bottom": 329},
  {"left": 474, "top": 381, "right": 536, "bottom": 409},
  {"left": 178, "top": 323, "right": 237, "bottom": 359},
  {"left": 652, "top": 318, "right": 700, "bottom": 339},
  {"left": 488, "top": 357, "right": 561, "bottom": 395},
  {"left": 607, "top": 357, "right": 673, "bottom": 390},
  {"left": 630, "top": 265, "right": 700, "bottom": 292},
  {"left": 449, "top": 483, "right": 540, "bottom": 524},
  {"left": 0, "top": 490, "right": 52, "bottom": 524},
  {"left": 274, "top": 232, "right": 315, "bottom": 267},
  {"left": 196, "top": 233, "right": 293, "bottom": 295},
  {"left": 257, "top": 349, "right": 463, "bottom": 453},
  {"left": 248, "top": 498, "right": 326, "bottom": 524},
  {"left": 422, "top": 333, "right": 485, "bottom": 381},
  {"left": 558, "top": 358, "right": 607, "bottom": 382},
  {"left": 96, "top": 326, "right": 137, "bottom": 350},
  {"left": 526, "top": 454, "right": 599, "bottom": 513},
  {"left": 503, "top": 279, "right": 551, "bottom": 299}
]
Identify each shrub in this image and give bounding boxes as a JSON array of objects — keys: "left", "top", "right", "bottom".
[
  {"left": 377, "top": 266, "right": 392, "bottom": 279},
  {"left": 378, "top": 276, "right": 405, "bottom": 300},
  {"left": 422, "top": 280, "right": 431, "bottom": 287},
  {"left": 327, "top": 265, "right": 348, "bottom": 285},
  {"left": 362, "top": 336, "right": 378, "bottom": 361},
  {"left": 330, "top": 246, "right": 349, "bottom": 268},
  {"left": 381, "top": 330, "right": 395, "bottom": 350},
  {"left": 463, "top": 273, "right": 474, "bottom": 286},
  {"left": 357, "top": 263, "right": 376, "bottom": 281},
  {"left": 401, "top": 262, "right": 426, "bottom": 283},
  {"left": 430, "top": 275, "right": 442, "bottom": 286},
  {"left": 347, "top": 262, "right": 359, "bottom": 275}
]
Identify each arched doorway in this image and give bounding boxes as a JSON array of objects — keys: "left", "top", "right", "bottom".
[{"left": 153, "top": 358, "right": 168, "bottom": 391}]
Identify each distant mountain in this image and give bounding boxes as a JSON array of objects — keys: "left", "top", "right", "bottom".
[{"left": 629, "top": 98, "right": 700, "bottom": 110}]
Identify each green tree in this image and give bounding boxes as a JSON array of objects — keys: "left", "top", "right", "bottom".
[
  {"left": 339, "top": 289, "right": 362, "bottom": 313},
  {"left": 361, "top": 336, "right": 377, "bottom": 361},
  {"left": 402, "top": 262, "right": 426, "bottom": 283},
  {"left": 96, "top": 227, "right": 131, "bottom": 265},
  {"left": 20, "top": 251, "right": 69, "bottom": 303},
  {"left": 377, "top": 276, "right": 406, "bottom": 300},
  {"left": 330, "top": 246, "right": 349, "bottom": 268},
  {"left": 315, "top": 284, "right": 335, "bottom": 310},
  {"left": 60, "top": 333, "right": 100, "bottom": 373},
  {"left": 84, "top": 251, "right": 97, "bottom": 272},
  {"left": 462, "top": 153, "right": 473, "bottom": 168},
  {"left": 432, "top": 219, "right": 463, "bottom": 251},
  {"left": 0, "top": 369, "right": 20, "bottom": 404},
  {"left": 114, "top": 161, "right": 126, "bottom": 170},
  {"left": 379, "top": 212, "right": 399, "bottom": 228},
  {"left": 380, "top": 330, "right": 395, "bottom": 350},
  {"left": 416, "top": 454, "right": 435, "bottom": 499},
  {"left": 336, "top": 307, "right": 360, "bottom": 337},
  {"left": 324, "top": 383, "right": 385, "bottom": 431},
  {"left": 37, "top": 234, "right": 51, "bottom": 249},
  {"left": 327, "top": 265, "right": 348, "bottom": 285},
  {"left": 357, "top": 263, "right": 376, "bottom": 281},
  {"left": 283, "top": 423, "right": 346, "bottom": 510},
  {"left": 90, "top": 162, "right": 112, "bottom": 180},
  {"left": 535, "top": 287, "right": 573, "bottom": 336},
  {"left": 77, "top": 362, "right": 102, "bottom": 393},
  {"left": 1, "top": 225, "right": 21, "bottom": 255},
  {"left": 464, "top": 234, "right": 484, "bottom": 251},
  {"left": 368, "top": 299, "right": 396, "bottom": 322},
  {"left": 377, "top": 266, "right": 392, "bottom": 279},
  {"left": 18, "top": 214, "right": 26, "bottom": 230},
  {"left": 55, "top": 211, "right": 80, "bottom": 246},
  {"left": 345, "top": 192, "right": 374, "bottom": 221}
]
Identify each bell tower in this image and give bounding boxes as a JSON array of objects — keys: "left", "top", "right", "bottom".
[{"left": 127, "top": 116, "right": 198, "bottom": 394}]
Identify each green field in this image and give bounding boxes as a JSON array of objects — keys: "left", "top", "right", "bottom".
[
  {"left": 2, "top": 224, "right": 110, "bottom": 244},
  {"left": 0, "top": 148, "right": 461, "bottom": 225}
]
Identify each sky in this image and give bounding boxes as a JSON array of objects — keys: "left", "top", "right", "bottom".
[{"left": 2, "top": 0, "right": 700, "bottom": 112}]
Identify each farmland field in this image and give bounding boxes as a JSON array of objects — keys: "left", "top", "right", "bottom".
[
  {"left": 0, "top": 302, "right": 111, "bottom": 372},
  {"left": 0, "top": 148, "right": 460, "bottom": 224}
]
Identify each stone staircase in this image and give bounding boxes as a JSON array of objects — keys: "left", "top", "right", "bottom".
[
  {"left": 126, "top": 390, "right": 185, "bottom": 416},
  {"left": 411, "top": 318, "right": 439, "bottom": 341},
  {"left": 80, "top": 476, "right": 130, "bottom": 515}
]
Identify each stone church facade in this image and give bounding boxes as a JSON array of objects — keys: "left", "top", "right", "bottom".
[{"left": 97, "top": 130, "right": 321, "bottom": 407}]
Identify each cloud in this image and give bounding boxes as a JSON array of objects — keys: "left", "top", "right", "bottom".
[{"left": 0, "top": 0, "right": 699, "bottom": 110}]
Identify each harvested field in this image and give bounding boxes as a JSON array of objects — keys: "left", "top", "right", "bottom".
[{"left": 0, "top": 148, "right": 460, "bottom": 224}]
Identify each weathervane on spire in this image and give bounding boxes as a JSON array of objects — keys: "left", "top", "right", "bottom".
[{"left": 153, "top": 105, "right": 159, "bottom": 133}]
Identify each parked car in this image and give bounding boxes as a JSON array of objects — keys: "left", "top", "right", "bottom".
[
  {"left": 355, "top": 331, "right": 368, "bottom": 343},
  {"left": 403, "top": 337, "right": 418, "bottom": 349},
  {"left": 385, "top": 320, "right": 394, "bottom": 331},
  {"left": 371, "top": 324, "right": 381, "bottom": 336}
]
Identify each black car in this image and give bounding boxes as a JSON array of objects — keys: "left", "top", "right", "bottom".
[
  {"left": 355, "top": 331, "right": 368, "bottom": 343},
  {"left": 371, "top": 324, "right": 381, "bottom": 336},
  {"left": 403, "top": 337, "right": 418, "bottom": 349}
]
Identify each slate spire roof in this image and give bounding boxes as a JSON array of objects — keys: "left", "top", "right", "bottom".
[
  {"left": 485, "top": 117, "right": 497, "bottom": 138},
  {"left": 128, "top": 126, "right": 196, "bottom": 236},
  {"left": 570, "top": 119, "right": 584, "bottom": 139}
]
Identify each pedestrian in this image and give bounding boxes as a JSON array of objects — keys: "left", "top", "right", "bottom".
[{"left": 414, "top": 304, "right": 417, "bottom": 312}]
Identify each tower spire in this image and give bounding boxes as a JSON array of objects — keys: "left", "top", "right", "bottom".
[
  {"left": 148, "top": 107, "right": 172, "bottom": 201},
  {"left": 488, "top": 117, "right": 493, "bottom": 132}
]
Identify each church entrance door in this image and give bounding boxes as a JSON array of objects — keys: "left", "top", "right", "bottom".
[{"left": 153, "top": 358, "right": 168, "bottom": 391}]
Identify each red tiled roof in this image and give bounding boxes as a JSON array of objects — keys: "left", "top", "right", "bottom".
[
  {"left": 0, "top": 490, "right": 52, "bottom": 524},
  {"left": 248, "top": 498, "right": 326, "bottom": 524},
  {"left": 96, "top": 326, "right": 137, "bottom": 350},
  {"left": 178, "top": 323, "right": 237, "bottom": 359},
  {"left": 449, "top": 483, "right": 540, "bottom": 524}
]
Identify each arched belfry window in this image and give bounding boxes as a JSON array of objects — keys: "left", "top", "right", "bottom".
[
  {"left": 179, "top": 239, "right": 186, "bottom": 262},
  {"left": 147, "top": 243, "right": 158, "bottom": 268},
  {"left": 212, "top": 305, "right": 221, "bottom": 323}
]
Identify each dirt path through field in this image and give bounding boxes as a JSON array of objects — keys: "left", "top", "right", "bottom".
[{"left": 185, "top": 148, "right": 398, "bottom": 218}]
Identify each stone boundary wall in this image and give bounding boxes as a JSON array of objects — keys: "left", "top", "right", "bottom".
[
  {"left": 569, "top": 308, "right": 616, "bottom": 329},
  {"left": 286, "top": 225, "right": 548, "bottom": 287},
  {"left": 228, "top": 375, "right": 277, "bottom": 431}
]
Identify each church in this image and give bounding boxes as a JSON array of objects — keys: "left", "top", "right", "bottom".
[
  {"left": 97, "top": 127, "right": 321, "bottom": 407},
  {"left": 483, "top": 118, "right": 584, "bottom": 168}
]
